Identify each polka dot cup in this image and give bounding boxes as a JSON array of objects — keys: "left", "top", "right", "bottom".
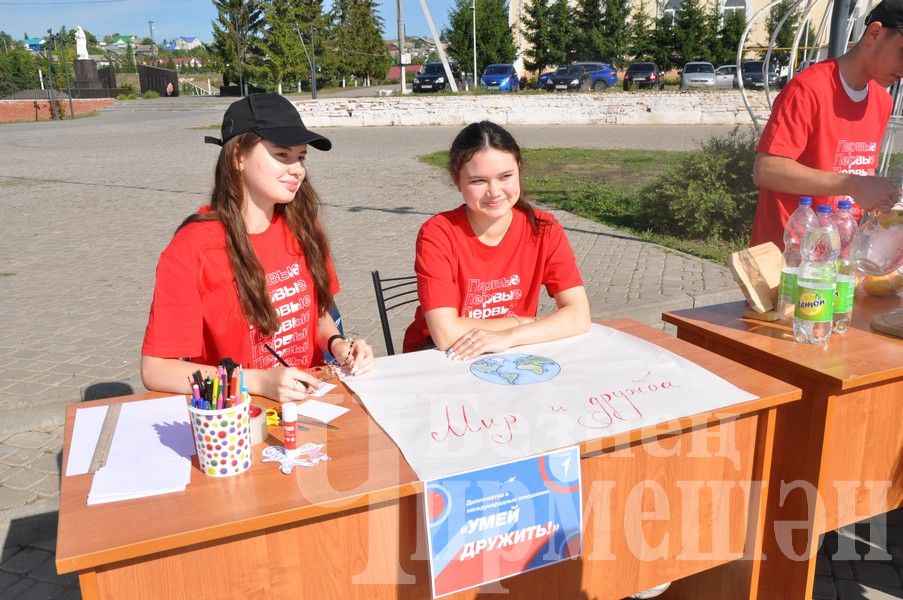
[{"left": 187, "top": 401, "right": 252, "bottom": 478}]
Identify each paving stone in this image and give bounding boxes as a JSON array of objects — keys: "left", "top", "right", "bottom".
[
  {"left": 0, "top": 446, "right": 42, "bottom": 468},
  {"left": 817, "top": 553, "right": 833, "bottom": 576},
  {"left": 30, "top": 476, "right": 60, "bottom": 498},
  {"left": 28, "top": 453, "right": 61, "bottom": 476},
  {"left": 30, "top": 539, "right": 57, "bottom": 553},
  {"left": 813, "top": 574, "right": 837, "bottom": 599},
  {"left": 31, "top": 557, "right": 77, "bottom": 586},
  {"left": 0, "top": 578, "right": 37, "bottom": 600},
  {"left": 0, "top": 571, "right": 17, "bottom": 593},
  {"left": 56, "top": 586, "right": 82, "bottom": 600},
  {"left": 0, "top": 547, "right": 52, "bottom": 575},
  {"left": 0, "top": 485, "right": 33, "bottom": 510},
  {"left": 833, "top": 560, "right": 855, "bottom": 579},
  {"left": 850, "top": 561, "right": 901, "bottom": 588},
  {"left": 889, "top": 545, "right": 903, "bottom": 567},
  {"left": 835, "top": 579, "right": 901, "bottom": 600},
  {"left": 2, "top": 468, "right": 45, "bottom": 490}
]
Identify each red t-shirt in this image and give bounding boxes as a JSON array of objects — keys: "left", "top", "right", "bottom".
[
  {"left": 403, "top": 206, "right": 584, "bottom": 352},
  {"left": 142, "top": 213, "right": 338, "bottom": 369},
  {"left": 751, "top": 59, "right": 891, "bottom": 249}
]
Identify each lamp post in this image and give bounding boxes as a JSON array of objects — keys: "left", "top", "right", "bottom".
[
  {"left": 397, "top": 0, "right": 406, "bottom": 94},
  {"left": 57, "top": 28, "right": 76, "bottom": 119},
  {"left": 233, "top": 10, "right": 244, "bottom": 96},
  {"left": 471, "top": 0, "right": 478, "bottom": 89},
  {"left": 45, "top": 29, "right": 57, "bottom": 120}
]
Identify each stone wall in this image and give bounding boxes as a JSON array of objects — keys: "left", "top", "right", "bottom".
[
  {"left": 293, "top": 91, "right": 769, "bottom": 127},
  {"left": 0, "top": 98, "right": 115, "bottom": 123}
]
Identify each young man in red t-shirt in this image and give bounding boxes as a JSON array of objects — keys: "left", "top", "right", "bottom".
[{"left": 750, "top": 0, "right": 903, "bottom": 249}]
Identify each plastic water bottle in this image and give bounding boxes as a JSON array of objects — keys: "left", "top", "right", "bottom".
[
  {"left": 777, "top": 196, "right": 818, "bottom": 319},
  {"left": 831, "top": 199, "right": 858, "bottom": 333},
  {"left": 793, "top": 205, "right": 840, "bottom": 344}
]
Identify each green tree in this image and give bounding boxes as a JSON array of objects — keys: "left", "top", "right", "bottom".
[
  {"left": 522, "top": 0, "right": 552, "bottom": 73},
  {"left": 123, "top": 40, "right": 137, "bottom": 72},
  {"left": 673, "top": 0, "right": 712, "bottom": 65},
  {"left": 570, "top": 0, "right": 604, "bottom": 60},
  {"left": 264, "top": 0, "right": 307, "bottom": 93},
  {"left": 715, "top": 10, "right": 745, "bottom": 66},
  {"left": 599, "top": 0, "right": 631, "bottom": 66},
  {"left": 445, "top": 0, "right": 516, "bottom": 79},
  {"left": 209, "top": 0, "right": 267, "bottom": 89},
  {"left": 628, "top": 1, "right": 657, "bottom": 61},
  {"left": 330, "top": 0, "right": 392, "bottom": 84},
  {"left": 651, "top": 14, "right": 677, "bottom": 71},
  {"left": 765, "top": 0, "right": 801, "bottom": 67},
  {"left": 0, "top": 44, "right": 39, "bottom": 95}
]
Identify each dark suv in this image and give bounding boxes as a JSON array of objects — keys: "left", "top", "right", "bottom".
[
  {"left": 413, "top": 62, "right": 464, "bottom": 92},
  {"left": 740, "top": 61, "right": 780, "bottom": 89},
  {"left": 623, "top": 62, "right": 665, "bottom": 91}
]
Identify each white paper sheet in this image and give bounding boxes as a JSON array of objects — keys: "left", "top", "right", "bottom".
[
  {"left": 66, "top": 405, "right": 109, "bottom": 476},
  {"left": 86, "top": 396, "right": 195, "bottom": 504},
  {"left": 87, "top": 457, "right": 192, "bottom": 505},
  {"left": 308, "top": 382, "right": 336, "bottom": 398},
  {"left": 296, "top": 399, "right": 349, "bottom": 423},
  {"left": 343, "top": 324, "right": 758, "bottom": 480}
]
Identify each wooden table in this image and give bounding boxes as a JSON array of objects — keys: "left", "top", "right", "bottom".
[
  {"left": 56, "top": 319, "right": 800, "bottom": 600},
  {"left": 663, "top": 293, "right": 903, "bottom": 599}
]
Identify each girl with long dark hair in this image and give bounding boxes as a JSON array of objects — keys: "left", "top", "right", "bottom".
[
  {"left": 141, "top": 93, "right": 373, "bottom": 402},
  {"left": 403, "top": 120, "right": 591, "bottom": 357}
]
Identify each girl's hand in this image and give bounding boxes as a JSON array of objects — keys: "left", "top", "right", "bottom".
[
  {"left": 333, "top": 337, "right": 375, "bottom": 376},
  {"left": 446, "top": 328, "right": 514, "bottom": 361},
  {"left": 252, "top": 367, "right": 320, "bottom": 403}
]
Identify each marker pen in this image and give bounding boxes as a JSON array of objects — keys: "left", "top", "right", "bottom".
[{"left": 282, "top": 402, "right": 300, "bottom": 458}]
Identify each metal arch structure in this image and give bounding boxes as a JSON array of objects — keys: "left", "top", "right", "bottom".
[{"left": 738, "top": 0, "right": 903, "bottom": 177}]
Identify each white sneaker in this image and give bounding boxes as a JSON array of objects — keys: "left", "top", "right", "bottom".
[{"left": 628, "top": 581, "right": 671, "bottom": 599}]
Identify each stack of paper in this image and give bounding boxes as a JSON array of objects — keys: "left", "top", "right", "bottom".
[{"left": 68, "top": 396, "right": 196, "bottom": 505}]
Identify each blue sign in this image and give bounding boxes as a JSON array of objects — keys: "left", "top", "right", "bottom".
[{"left": 424, "top": 446, "right": 582, "bottom": 597}]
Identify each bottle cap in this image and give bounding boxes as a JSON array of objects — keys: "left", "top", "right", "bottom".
[
  {"left": 838, "top": 199, "right": 852, "bottom": 209},
  {"left": 816, "top": 205, "right": 832, "bottom": 214},
  {"left": 282, "top": 402, "right": 297, "bottom": 421},
  {"left": 799, "top": 196, "right": 813, "bottom": 205}
]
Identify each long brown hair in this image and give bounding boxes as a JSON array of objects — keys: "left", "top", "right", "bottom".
[
  {"left": 448, "top": 120, "right": 546, "bottom": 236},
  {"left": 180, "top": 132, "right": 334, "bottom": 336}
]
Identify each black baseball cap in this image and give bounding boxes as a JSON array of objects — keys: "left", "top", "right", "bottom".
[
  {"left": 866, "top": 0, "right": 903, "bottom": 30},
  {"left": 204, "top": 93, "right": 332, "bottom": 151}
]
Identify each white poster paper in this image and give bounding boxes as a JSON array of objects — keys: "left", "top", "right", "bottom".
[{"left": 343, "top": 324, "right": 757, "bottom": 481}]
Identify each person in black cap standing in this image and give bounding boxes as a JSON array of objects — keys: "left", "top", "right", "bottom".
[
  {"left": 141, "top": 93, "right": 374, "bottom": 402},
  {"left": 750, "top": 0, "right": 903, "bottom": 249}
]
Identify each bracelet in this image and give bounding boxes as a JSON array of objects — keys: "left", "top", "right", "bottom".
[{"left": 326, "top": 334, "right": 345, "bottom": 357}]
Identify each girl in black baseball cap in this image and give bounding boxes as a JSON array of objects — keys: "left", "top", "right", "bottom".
[{"left": 141, "top": 93, "right": 374, "bottom": 402}]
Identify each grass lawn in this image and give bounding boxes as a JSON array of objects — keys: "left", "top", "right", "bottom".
[{"left": 420, "top": 148, "right": 744, "bottom": 264}]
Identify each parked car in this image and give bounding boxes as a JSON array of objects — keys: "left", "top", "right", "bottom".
[
  {"left": 776, "top": 59, "right": 816, "bottom": 88},
  {"left": 714, "top": 64, "right": 739, "bottom": 89},
  {"left": 546, "top": 62, "right": 618, "bottom": 91},
  {"left": 576, "top": 61, "right": 618, "bottom": 90},
  {"left": 623, "top": 62, "right": 665, "bottom": 90},
  {"left": 546, "top": 65, "right": 587, "bottom": 91},
  {"left": 537, "top": 70, "right": 555, "bottom": 89},
  {"left": 740, "top": 61, "right": 780, "bottom": 89},
  {"left": 412, "top": 62, "right": 464, "bottom": 93},
  {"left": 481, "top": 64, "right": 520, "bottom": 92},
  {"left": 679, "top": 62, "right": 716, "bottom": 90}
]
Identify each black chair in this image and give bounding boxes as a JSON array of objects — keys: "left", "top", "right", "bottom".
[{"left": 371, "top": 270, "right": 418, "bottom": 355}]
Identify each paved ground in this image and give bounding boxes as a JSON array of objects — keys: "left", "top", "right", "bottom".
[{"left": 0, "top": 99, "right": 899, "bottom": 599}]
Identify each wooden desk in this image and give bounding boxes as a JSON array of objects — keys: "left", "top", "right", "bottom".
[
  {"left": 56, "top": 319, "right": 800, "bottom": 600},
  {"left": 663, "top": 293, "right": 903, "bottom": 599}
]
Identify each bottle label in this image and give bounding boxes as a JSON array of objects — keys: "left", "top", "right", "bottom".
[
  {"left": 779, "top": 268, "right": 798, "bottom": 301},
  {"left": 795, "top": 284, "right": 835, "bottom": 322},
  {"left": 834, "top": 275, "right": 855, "bottom": 313},
  {"left": 283, "top": 421, "right": 298, "bottom": 451}
]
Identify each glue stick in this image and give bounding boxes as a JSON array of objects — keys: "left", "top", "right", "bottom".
[{"left": 282, "top": 402, "right": 300, "bottom": 457}]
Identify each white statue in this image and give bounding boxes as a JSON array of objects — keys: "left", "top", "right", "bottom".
[{"left": 75, "top": 26, "right": 89, "bottom": 60}]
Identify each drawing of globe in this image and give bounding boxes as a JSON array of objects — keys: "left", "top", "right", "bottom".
[{"left": 470, "top": 354, "right": 561, "bottom": 386}]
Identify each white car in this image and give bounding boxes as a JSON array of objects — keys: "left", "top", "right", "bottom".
[
  {"left": 680, "top": 62, "right": 716, "bottom": 90},
  {"left": 714, "top": 64, "right": 738, "bottom": 89}
]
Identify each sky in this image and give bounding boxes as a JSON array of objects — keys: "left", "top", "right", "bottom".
[{"left": 0, "top": 0, "right": 452, "bottom": 43}]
